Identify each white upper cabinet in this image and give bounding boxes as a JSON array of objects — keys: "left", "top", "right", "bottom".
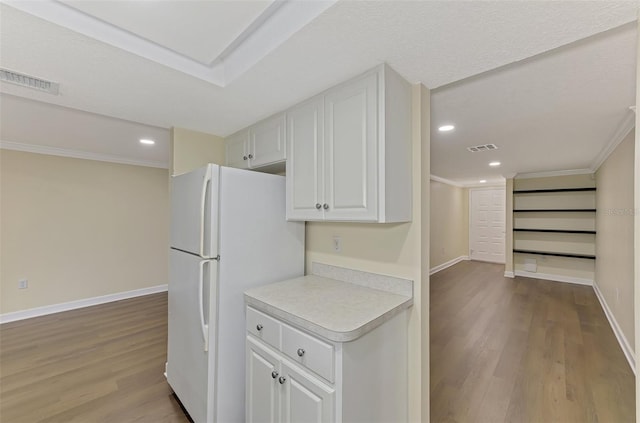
[
  {"left": 286, "top": 96, "right": 324, "bottom": 220},
  {"left": 286, "top": 64, "right": 412, "bottom": 223},
  {"left": 226, "top": 113, "right": 286, "bottom": 170},
  {"left": 226, "top": 129, "right": 250, "bottom": 169}
]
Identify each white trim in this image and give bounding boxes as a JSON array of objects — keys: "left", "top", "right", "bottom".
[
  {"left": 0, "top": 284, "right": 168, "bottom": 324},
  {"left": 4, "top": 0, "right": 336, "bottom": 86},
  {"left": 504, "top": 271, "right": 515, "bottom": 278},
  {"left": 593, "top": 282, "right": 636, "bottom": 374},
  {"left": 514, "top": 270, "right": 593, "bottom": 286},
  {"left": 591, "top": 111, "right": 636, "bottom": 172},
  {"left": 515, "top": 168, "right": 594, "bottom": 179},
  {"left": 430, "top": 174, "right": 464, "bottom": 187},
  {"left": 0, "top": 140, "right": 169, "bottom": 169},
  {"left": 430, "top": 255, "right": 469, "bottom": 275}
]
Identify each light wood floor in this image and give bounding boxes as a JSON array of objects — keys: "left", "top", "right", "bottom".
[
  {"left": 430, "top": 260, "right": 635, "bottom": 423},
  {"left": 0, "top": 293, "right": 190, "bottom": 423}
]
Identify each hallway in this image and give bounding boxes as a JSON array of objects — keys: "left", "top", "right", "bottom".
[{"left": 430, "top": 260, "right": 635, "bottom": 423}]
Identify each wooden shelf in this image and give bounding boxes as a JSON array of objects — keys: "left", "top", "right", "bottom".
[
  {"left": 514, "top": 228, "right": 596, "bottom": 234},
  {"left": 513, "top": 188, "right": 596, "bottom": 194},
  {"left": 513, "top": 209, "right": 596, "bottom": 213},
  {"left": 513, "top": 249, "right": 596, "bottom": 260}
]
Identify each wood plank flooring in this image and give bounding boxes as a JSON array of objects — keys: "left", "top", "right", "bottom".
[
  {"left": 0, "top": 293, "right": 190, "bottom": 423},
  {"left": 430, "top": 260, "right": 635, "bottom": 423}
]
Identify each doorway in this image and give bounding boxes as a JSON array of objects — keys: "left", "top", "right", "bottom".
[{"left": 469, "top": 187, "right": 506, "bottom": 263}]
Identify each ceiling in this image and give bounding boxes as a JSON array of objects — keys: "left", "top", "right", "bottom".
[{"left": 0, "top": 1, "right": 638, "bottom": 179}]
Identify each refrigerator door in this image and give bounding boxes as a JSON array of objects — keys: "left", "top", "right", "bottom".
[
  {"left": 171, "top": 164, "right": 219, "bottom": 258},
  {"left": 167, "top": 249, "right": 218, "bottom": 423}
]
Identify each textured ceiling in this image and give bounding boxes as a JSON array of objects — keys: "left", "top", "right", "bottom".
[{"left": 0, "top": 1, "right": 638, "bottom": 177}]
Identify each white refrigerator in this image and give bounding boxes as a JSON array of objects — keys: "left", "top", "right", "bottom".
[{"left": 167, "top": 164, "right": 304, "bottom": 423}]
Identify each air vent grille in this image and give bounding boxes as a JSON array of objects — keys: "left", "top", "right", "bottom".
[
  {"left": 467, "top": 143, "right": 498, "bottom": 153},
  {"left": 0, "top": 68, "right": 59, "bottom": 95}
]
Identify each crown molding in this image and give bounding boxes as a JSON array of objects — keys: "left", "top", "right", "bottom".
[
  {"left": 590, "top": 110, "right": 635, "bottom": 172},
  {"left": 4, "top": 0, "right": 336, "bottom": 86},
  {"left": 0, "top": 140, "right": 168, "bottom": 169},
  {"left": 515, "top": 168, "right": 594, "bottom": 179},
  {"left": 429, "top": 174, "right": 464, "bottom": 187}
]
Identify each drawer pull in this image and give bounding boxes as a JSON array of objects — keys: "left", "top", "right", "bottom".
[
  {"left": 271, "top": 370, "right": 279, "bottom": 379},
  {"left": 256, "top": 324, "right": 263, "bottom": 331},
  {"left": 279, "top": 376, "right": 286, "bottom": 384},
  {"left": 297, "top": 348, "right": 305, "bottom": 357}
]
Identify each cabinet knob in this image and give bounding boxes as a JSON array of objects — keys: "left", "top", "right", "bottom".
[
  {"left": 243, "top": 156, "right": 248, "bottom": 160},
  {"left": 278, "top": 376, "right": 286, "bottom": 384},
  {"left": 297, "top": 348, "right": 305, "bottom": 357},
  {"left": 248, "top": 154, "right": 254, "bottom": 159},
  {"left": 315, "top": 203, "right": 322, "bottom": 210},
  {"left": 256, "top": 324, "right": 263, "bottom": 331},
  {"left": 323, "top": 203, "right": 329, "bottom": 210},
  {"left": 271, "top": 370, "right": 279, "bottom": 379}
]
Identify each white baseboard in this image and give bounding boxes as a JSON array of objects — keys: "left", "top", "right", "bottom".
[
  {"left": 592, "top": 283, "right": 636, "bottom": 374},
  {"left": 514, "top": 270, "right": 593, "bottom": 286},
  {"left": 504, "top": 271, "right": 515, "bottom": 278},
  {"left": 430, "top": 256, "right": 469, "bottom": 275},
  {"left": 0, "top": 284, "right": 168, "bottom": 324}
]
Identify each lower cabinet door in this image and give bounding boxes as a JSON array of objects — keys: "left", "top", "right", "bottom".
[
  {"left": 280, "top": 361, "right": 335, "bottom": 423},
  {"left": 247, "top": 337, "right": 281, "bottom": 423}
]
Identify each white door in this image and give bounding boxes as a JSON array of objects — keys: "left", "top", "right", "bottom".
[
  {"left": 251, "top": 113, "right": 286, "bottom": 168},
  {"left": 323, "top": 72, "right": 378, "bottom": 221},
  {"left": 280, "top": 361, "right": 334, "bottom": 423},
  {"left": 286, "top": 96, "right": 324, "bottom": 221},
  {"left": 226, "top": 130, "right": 250, "bottom": 169},
  {"left": 246, "top": 337, "right": 280, "bottom": 423},
  {"left": 167, "top": 250, "right": 216, "bottom": 423},
  {"left": 469, "top": 188, "right": 506, "bottom": 263}
]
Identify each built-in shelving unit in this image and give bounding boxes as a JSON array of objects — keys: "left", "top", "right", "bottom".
[{"left": 513, "top": 186, "right": 597, "bottom": 262}]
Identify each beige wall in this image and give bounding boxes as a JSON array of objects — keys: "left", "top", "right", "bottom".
[
  {"left": 595, "top": 130, "right": 635, "bottom": 351},
  {"left": 429, "top": 180, "right": 468, "bottom": 269},
  {"left": 304, "top": 84, "right": 429, "bottom": 422},
  {"left": 0, "top": 150, "right": 169, "bottom": 314},
  {"left": 171, "top": 127, "right": 226, "bottom": 175}
]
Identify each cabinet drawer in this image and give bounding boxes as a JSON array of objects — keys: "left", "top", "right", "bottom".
[
  {"left": 247, "top": 307, "right": 281, "bottom": 349},
  {"left": 281, "top": 324, "right": 334, "bottom": 382}
]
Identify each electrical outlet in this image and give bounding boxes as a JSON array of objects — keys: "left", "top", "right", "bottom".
[
  {"left": 18, "top": 279, "right": 28, "bottom": 289},
  {"left": 332, "top": 236, "right": 342, "bottom": 253}
]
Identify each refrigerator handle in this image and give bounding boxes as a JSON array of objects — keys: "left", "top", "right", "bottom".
[
  {"left": 200, "top": 165, "right": 212, "bottom": 259},
  {"left": 198, "top": 260, "right": 209, "bottom": 352}
]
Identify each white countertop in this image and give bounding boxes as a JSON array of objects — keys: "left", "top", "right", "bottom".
[{"left": 244, "top": 275, "right": 413, "bottom": 342}]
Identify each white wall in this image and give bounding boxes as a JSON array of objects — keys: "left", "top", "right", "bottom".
[
  {"left": 0, "top": 150, "right": 169, "bottom": 314},
  {"left": 595, "top": 129, "right": 635, "bottom": 356},
  {"left": 429, "top": 179, "right": 468, "bottom": 269}
]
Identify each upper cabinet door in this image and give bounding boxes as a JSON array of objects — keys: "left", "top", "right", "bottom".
[
  {"left": 286, "top": 97, "right": 324, "bottom": 221},
  {"left": 226, "top": 130, "right": 250, "bottom": 169},
  {"left": 250, "top": 113, "right": 286, "bottom": 168},
  {"left": 323, "top": 72, "right": 378, "bottom": 221}
]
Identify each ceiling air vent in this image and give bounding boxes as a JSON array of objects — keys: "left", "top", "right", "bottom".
[
  {"left": 467, "top": 143, "right": 498, "bottom": 153},
  {"left": 0, "top": 68, "right": 59, "bottom": 95}
]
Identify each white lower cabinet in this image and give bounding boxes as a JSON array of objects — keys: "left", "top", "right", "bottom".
[
  {"left": 247, "top": 337, "right": 334, "bottom": 423},
  {"left": 245, "top": 306, "right": 408, "bottom": 423}
]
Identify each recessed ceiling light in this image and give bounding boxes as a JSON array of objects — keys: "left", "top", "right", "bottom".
[
  {"left": 438, "top": 124, "right": 455, "bottom": 132},
  {"left": 489, "top": 161, "right": 501, "bottom": 167},
  {"left": 140, "top": 139, "right": 155, "bottom": 145},
  {"left": 479, "top": 180, "right": 487, "bottom": 183}
]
